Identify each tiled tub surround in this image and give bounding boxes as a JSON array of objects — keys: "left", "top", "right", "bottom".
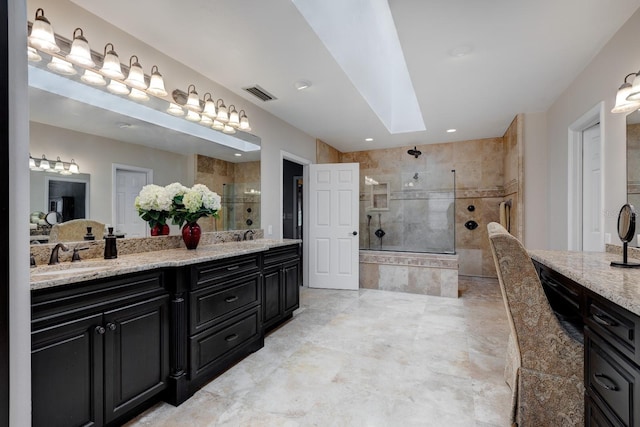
[{"left": 360, "top": 250, "right": 458, "bottom": 298}]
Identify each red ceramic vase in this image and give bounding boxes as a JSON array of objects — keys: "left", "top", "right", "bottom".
[
  {"left": 181, "top": 222, "right": 201, "bottom": 249},
  {"left": 150, "top": 224, "right": 170, "bottom": 236}
]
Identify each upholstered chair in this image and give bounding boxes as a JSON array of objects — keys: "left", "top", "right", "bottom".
[
  {"left": 49, "top": 219, "right": 105, "bottom": 243},
  {"left": 487, "top": 222, "right": 584, "bottom": 426}
]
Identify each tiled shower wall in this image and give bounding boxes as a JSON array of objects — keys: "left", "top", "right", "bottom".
[
  {"left": 317, "top": 116, "right": 523, "bottom": 278},
  {"left": 628, "top": 122, "right": 640, "bottom": 247}
]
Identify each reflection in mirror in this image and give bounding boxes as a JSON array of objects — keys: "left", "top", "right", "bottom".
[
  {"left": 627, "top": 109, "right": 640, "bottom": 246},
  {"left": 611, "top": 203, "right": 640, "bottom": 267},
  {"left": 29, "top": 63, "right": 261, "bottom": 244}
]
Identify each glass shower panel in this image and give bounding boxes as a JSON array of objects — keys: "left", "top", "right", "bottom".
[{"left": 221, "top": 182, "right": 261, "bottom": 231}]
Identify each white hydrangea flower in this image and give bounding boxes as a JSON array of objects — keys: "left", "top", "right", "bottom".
[
  {"left": 165, "top": 182, "right": 189, "bottom": 200},
  {"left": 137, "top": 184, "right": 171, "bottom": 211},
  {"left": 182, "top": 190, "right": 202, "bottom": 213}
]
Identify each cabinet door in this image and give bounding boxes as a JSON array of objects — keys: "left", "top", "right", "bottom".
[
  {"left": 103, "top": 295, "right": 170, "bottom": 424},
  {"left": 262, "top": 267, "right": 282, "bottom": 328},
  {"left": 32, "top": 313, "right": 104, "bottom": 427},
  {"left": 283, "top": 260, "right": 300, "bottom": 314}
]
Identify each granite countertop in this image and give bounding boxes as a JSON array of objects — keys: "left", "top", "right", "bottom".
[
  {"left": 529, "top": 249, "right": 640, "bottom": 316},
  {"left": 30, "top": 239, "right": 301, "bottom": 291}
]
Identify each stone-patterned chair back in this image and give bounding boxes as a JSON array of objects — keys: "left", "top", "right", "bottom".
[
  {"left": 49, "top": 219, "right": 105, "bottom": 243},
  {"left": 487, "top": 222, "right": 584, "bottom": 426}
]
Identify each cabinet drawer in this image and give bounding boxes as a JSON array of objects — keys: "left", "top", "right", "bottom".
[
  {"left": 262, "top": 244, "right": 299, "bottom": 267},
  {"left": 586, "top": 395, "right": 618, "bottom": 427},
  {"left": 191, "top": 255, "right": 259, "bottom": 289},
  {"left": 189, "top": 306, "right": 261, "bottom": 378},
  {"left": 587, "top": 296, "right": 639, "bottom": 364},
  {"left": 189, "top": 274, "right": 260, "bottom": 334},
  {"left": 586, "top": 328, "right": 640, "bottom": 427}
]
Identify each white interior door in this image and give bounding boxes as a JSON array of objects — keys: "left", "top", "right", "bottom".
[
  {"left": 115, "top": 169, "right": 149, "bottom": 238},
  {"left": 308, "top": 163, "right": 360, "bottom": 290},
  {"left": 582, "top": 123, "right": 603, "bottom": 251}
]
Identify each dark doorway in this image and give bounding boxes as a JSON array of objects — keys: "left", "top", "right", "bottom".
[{"left": 282, "top": 159, "right": 303, "bottom": 239}]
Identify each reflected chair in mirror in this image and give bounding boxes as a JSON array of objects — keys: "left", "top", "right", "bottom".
[
  {"left": 487, "top": 222, "right": 584, "bottom": 427},
  {"left": 49, "top": 219, "right": 105, "bottom": 243}
]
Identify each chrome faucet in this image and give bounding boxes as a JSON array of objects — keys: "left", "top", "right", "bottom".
[
  {"left": 243, "top": 229, "right": 255, "bottom": 241},
  {"left": 48, "top": 243, "right": 69, "bottom": 265}
]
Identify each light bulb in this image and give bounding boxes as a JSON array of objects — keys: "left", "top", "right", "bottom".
[{"left": 28, "top": 8, "right": 60, "bottom": 54}]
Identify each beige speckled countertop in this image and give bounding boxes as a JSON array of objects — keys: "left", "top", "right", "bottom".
[
  {"left": 30, "top": 239, "right": 301, "bottom": 291},
  {"left": 529, "top": 249, "right": 640, "bottom": 316}
]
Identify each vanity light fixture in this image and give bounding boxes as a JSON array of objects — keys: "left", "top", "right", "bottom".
[
  {"left": 100, "top": 43, "right": 125, "bottom": 80},
  {"left": 27, "top": 46, "right": 41, "bottom": 62},
  {"left": 228, "top": 105, "right": 240, "bottom": 128},
  {"left": 68, "top": 159, "right": 80, "bottom": 174},
  {"left": 107, "top": 79, "right": 130, "bottom": 96},
  {"left": 147, "top": 65, "right": 168, "bottom": 97},
  {"left": 215, "top": 99, "right": 229, "bottom": 123},
  {"left": 239, "top": 110, "right": 251, "bottom": 131},
  {"left": 365, "top": 137, "right": 373, "bottom": 142},
  {"left": 39, "top": 155, "right": 50, "bottom": 171},
  {"left": 185, "top": 84, "right": 202, "bottom": 112},
  {"left": 80, "top": 69, "right": 106, "bottom": 86},
  {"left": 201, "top": 93, "right": 217, "bottom": 118},
  {"left": 612, "top": 72, "right": 640, "bottom": 113},
  {"left": 29, "top": 155, "right": 37, "bottom": 169},
  {"left": 211, "top": 120, "right": 224, "bottom": 130},
  {"left": 199, "top": 115, "right": 213, "bottom": 126},
  {"left": 166, "top": 102, "right": 185, "bottom": 116},
  {"left": 28, "top": 8, "right": 60, "bottom": 54},
  {"left": 47, "top": 57, "right": 77, "bottom": 76},
  {"left": 185, "top": 110, "right": 201, "bottom": 122},
  {"left": 124, "top": 55, "right": 147, "bottom": 90},
  {"left": 54, "top": 157, "right": 64, "bottom": 172},
  {"left": 66, "top": 28, "right": 95, "bottom": 68},
  {"left": 222, "top": 124, "right": 236, "bottom": 134},
  {"left": 627, "top": 70, "right": 640, "bottom": 102},
  {"left": 447, "top": 128, "right": 457, "bottom": 133},
  {"left": 29, "top": 154, "right": 80, "bottom": 174},
  {"left": 128, "top": 88, "right": 149, "bottom": 102},
  {"left": 234, "top": 153, "right": 242, "bottom": 157}
]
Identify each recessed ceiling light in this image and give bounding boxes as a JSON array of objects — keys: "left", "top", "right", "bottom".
[
  {"left": 294, "top": 80, "right": 312, "bottom": 91},
  {"left": 365, "top": 137, "right": 373, "bottom": 142},
  {"left": 234, "top": 153, "right": 242, "bottom": 157},
  {"left": 446, "top": 129, "right": 457, "bottom": 133},
  {"left": 448, "top": 45, "right": 473, "bottom": 58}
]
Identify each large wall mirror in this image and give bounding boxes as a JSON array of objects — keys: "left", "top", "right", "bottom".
[
  {"left": 29, "top": 64, "right": 261, "bottom": 244},
  {"left": 626, "top": 109, "right": 640, "bottom": 246}
]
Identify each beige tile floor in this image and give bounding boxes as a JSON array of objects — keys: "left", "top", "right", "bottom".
[{"left": 126, "top": 276, "right": 511, "bottom": 427}]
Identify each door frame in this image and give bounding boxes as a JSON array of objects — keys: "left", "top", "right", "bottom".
[
  {"left": 280, "top": 151, "right": 310, "bottom": 287},
  {"left": 112, "top": 164, "right": 153, "bottom": 235},
  {"left": 568, "top": 102, "right": 604, "bottom": 250}
]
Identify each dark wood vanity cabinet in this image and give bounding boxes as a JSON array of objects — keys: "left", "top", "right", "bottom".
[
  {"left": 31, "top": 272, "right": 170, "bottom": 427},
  {"left": 262, "top": 244, "right": 301, "bottom": 332}
]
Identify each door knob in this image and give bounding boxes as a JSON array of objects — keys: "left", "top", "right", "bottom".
[
  {"left": 352, "top": 231, "right": 358, "bottom": 236},
  {"left": 106, "top": 323, "right": 117, "bottom": 331},
  {"left": 95, "top": 325, "right": 106, "bottom": 335}
]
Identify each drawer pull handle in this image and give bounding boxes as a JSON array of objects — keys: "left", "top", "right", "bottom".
[
  {"left": 227, "top": 265, "right": 240, "bottom": 271},
  {"left": 225, "top": 333, "right": 239, "bottom": 342},
  {"left": 95, "top": 326, "right": 106, "bottom": 335},
  {"left": 593, "top": 313, "right": 618, "bottom": 327},
  {"left": 594, "top": 373, "right": 619, "bottom": 391},
  {"left": 225, "top": 296, "right": 239, "bottom": 303},
  {"left": 106, "top": 322, "right": 117, "bottom": 331}
]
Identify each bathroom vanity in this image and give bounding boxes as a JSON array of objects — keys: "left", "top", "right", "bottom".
[
  {"left": 30, "top": 239, "right": 301, "bottom": 427},
  {"left": 530, "top": 250, "right": 640, "bottom": 427}
]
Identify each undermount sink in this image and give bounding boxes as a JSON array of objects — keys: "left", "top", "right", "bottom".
[{"left": 31, "top": 265, "right": 110, "bottom": 278}]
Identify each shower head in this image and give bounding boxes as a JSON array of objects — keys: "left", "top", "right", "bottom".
[
  {"left": 407, "top": 146, "right": 422, "bottom": 158},
  {"left": 413, "top": 172, "right": 419, "bottom": 180}
]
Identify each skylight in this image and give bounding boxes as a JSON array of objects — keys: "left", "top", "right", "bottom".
[{"left": 292, "top": 0, "right": 425, "bottom": 134}]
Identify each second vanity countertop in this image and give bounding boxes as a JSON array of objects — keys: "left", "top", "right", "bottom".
[
  {"left": 30, "top": 239, "right": 301, "bottom": 291},
  {"left": 529, "top": 249, "right": 640, "bottom": 316}
]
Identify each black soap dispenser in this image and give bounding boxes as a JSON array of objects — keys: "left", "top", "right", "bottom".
[
  {"left": 104, "top": 227, "right": 118, "bottom": 259},
  {"left": 84, "top": 226, "right": 95, "bottom": 241}
]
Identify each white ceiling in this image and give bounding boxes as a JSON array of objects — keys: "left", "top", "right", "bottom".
[{"left": 70, "top": 0, "right": 640, "bottom": 153}]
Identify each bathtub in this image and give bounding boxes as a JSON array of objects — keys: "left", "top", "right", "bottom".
[{"left": 359, "top": 249, "right": 458, "bottom": 298}]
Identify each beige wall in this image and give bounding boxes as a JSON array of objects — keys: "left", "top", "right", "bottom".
[
  {"left": 502, "top": 115, "right": 523, "bottom": 241},
  {"left": 523, "top": 112, "right": 548, "bottom": 249},
  {"left": 316, "top": 138, "right": 342, "bottom": 163},
  {"left": 30, "top": 122, "right": 190, "bottom": 226},
  {"left": 544, "top": 8, "right": 640, "bottom": 249}
]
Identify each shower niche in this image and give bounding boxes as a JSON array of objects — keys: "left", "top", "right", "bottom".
[{"left": 367, "top": 182, "right": 390, "bottom": 211}]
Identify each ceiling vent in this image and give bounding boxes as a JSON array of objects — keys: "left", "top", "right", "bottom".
[{"left": 243, "top": 85, "right": 277, "bottom": 102}]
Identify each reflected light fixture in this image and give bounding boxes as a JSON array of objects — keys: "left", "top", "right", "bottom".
[
  {"left": 365, "top": 137, "right": 373, "bottom": 142},
  {"left": 447, "top": 129, "right": 457, "bottom": 133},
  {"left": 81, "top": 69, "right": 106, "bottom": 86},
  {"left": 612, "top": 72, "right": 640, "bottom": 113},
  {"left": 222, "top": 124, "right": 236, "bottom": 134},
  {"left": 228, "top": 105, "right": 240, "bottom": 128},
  {"left": 107, "top": 79, "right": 130, "bottom": 95},
  {"left": 66, "top": 27, "right": 95, "bottom": 67},
  {"left": 100, "top": 43, "right": 125, "bottom": 79},
  {"left": 202, "top": 93, "right": 217, "bottom": 118},
  {"left": 124, "top": 55, "right": 147, "bottom": 90},
  {"left": 167, "top": 102, "right": 184, "bottom": 116},
  {"left": 147, "top": 65, "right": 167, "bottom": 97},
  {"left": 199, "top": 115, "right": 213, "bottom": 126},
  {"left": 185, "top": 110, "right": 201, "bottom": 122},
  {"left": 68, "top": 159, "right": 80, "bottom": 174},
  {"left": 39, "top": 155, "right": 50, "bottom": 170},
  {"left": 28, "top": 8, "right": 60, "bottom": 53},
  {"left": 185, "top": 84, "right": 202, "bottom": 112},
  {"left": 54, "top": 157, "right": 65, "bottom": 172},
  {"left": 294, "top": 80, "right": 311, "bottom": 90},
  {"left": 27, "top": 46, "right": 41, "bottom": 62},
  {"left": 129, "top": 88, "right": 149, "bottom": 101},
  {"left": 215, "top": 99, "right": 229, "bottom": 123},
  {"left": 627, "top": 70, "right": 640, "bottom": 102},
  {"left": 47, "top": 57, "right": 77, "bottom": 76},
  {"left": 211, "top": 120, "right": 224, "bottom": 130},
  {"left": 239, "top": 110, "right": 251, "bottom": 131}
]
